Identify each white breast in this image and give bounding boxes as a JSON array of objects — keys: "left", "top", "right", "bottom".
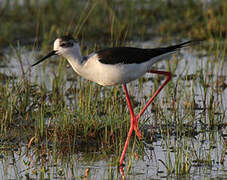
[{"left": 76, "top": 54, "right": 147, "bottom": 86}]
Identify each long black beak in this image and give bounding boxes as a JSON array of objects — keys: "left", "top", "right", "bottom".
[{"left": 31, "top": 50, "right": 56, "bottom": 67}]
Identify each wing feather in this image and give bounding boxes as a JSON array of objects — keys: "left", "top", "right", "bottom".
[{"left": 97, "top": 40, "right": 195, "bottom": 64}]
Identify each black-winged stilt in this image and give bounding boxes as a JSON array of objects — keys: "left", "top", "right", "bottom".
[{"left": 32, "top": 35, "right": 196, "bottom": 166}]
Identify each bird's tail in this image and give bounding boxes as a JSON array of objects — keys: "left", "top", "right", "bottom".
[
  {"left": 172, "top": 39, "right": 204, "bottom": 49},
  {"left": 147, "top": 39, "right": 204, "bottom": 67}
]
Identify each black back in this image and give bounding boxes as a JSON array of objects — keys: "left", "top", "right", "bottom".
[{"left": 97, "top": 40, "right": 194, "bottom": 64}]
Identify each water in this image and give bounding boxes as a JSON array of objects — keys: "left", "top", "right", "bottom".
[
  {"left": 0, "top": 136, "right": 226, "bottom": 179},
  {"left": 0, "top": 41, "right": 226, "bottom": 179}
]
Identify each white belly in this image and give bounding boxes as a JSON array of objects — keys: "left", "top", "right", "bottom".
[{"left": 80, "top": 58, "right": 149, "bottom": 86}]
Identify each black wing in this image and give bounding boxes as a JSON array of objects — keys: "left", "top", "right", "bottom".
[{"left": 97, "top": 40, "right": 196, "bottom": 64}]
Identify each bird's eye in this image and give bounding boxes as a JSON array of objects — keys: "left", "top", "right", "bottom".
[
  {"left": 60, "top": 42, "right": 67, "bottom": 47},
  {"left": 60, "top": 42, "right": 73, "bottom": 48}
]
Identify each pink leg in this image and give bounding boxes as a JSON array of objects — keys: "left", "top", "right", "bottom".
[{"left": 119, "top": 70, "right": 172, "bottom": 166}]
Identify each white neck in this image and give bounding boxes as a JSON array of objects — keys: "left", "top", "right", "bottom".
[{"left": 63, "top": 46, "right": 84, "bottom": 74}]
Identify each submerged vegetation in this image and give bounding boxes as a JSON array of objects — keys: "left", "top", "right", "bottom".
[{"left": 0, "top": 0, "right": 226, "bottom": 179}]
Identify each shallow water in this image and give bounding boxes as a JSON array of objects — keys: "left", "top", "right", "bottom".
[
  {"left": 0, "top": 135, "right": 226, "bottom": 179},
  {"left": 0, "top": 41, "right": 226, "bottom": 179}
]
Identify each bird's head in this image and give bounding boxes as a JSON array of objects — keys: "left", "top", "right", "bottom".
[{"left": 32, "top": 35, "right": 80, "bottom": 67}]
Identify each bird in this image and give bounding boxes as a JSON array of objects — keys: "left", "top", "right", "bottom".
[{"left": 32, "top": 35, "right": 197, "bottom": 166}]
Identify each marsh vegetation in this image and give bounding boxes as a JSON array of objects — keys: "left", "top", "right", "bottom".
[{"left": 0, "top": 0, "right": 226, "bottom": 179}]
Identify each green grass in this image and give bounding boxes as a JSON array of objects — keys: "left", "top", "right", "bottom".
[
  {"left": 0, "top": 42, "right": 226, "bottom": 178},
  {"left": 0, "top": 0, "right": 227, "bottom": 49},
  {"left": 0, "top": 0, "right": 226, "bottom": 179}
]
